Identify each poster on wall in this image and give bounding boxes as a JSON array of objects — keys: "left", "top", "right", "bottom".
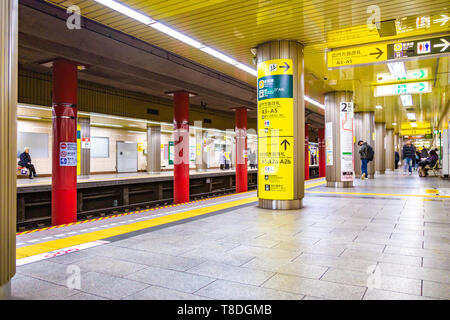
[
  {"left": 339, "top": 102, "right": 354, "bottom": 181},
  {"left": 325, "top": 122, "right": 333, "bottom": 166},
  {"left": 168, "top": 141, "right": 174, "bottom": 165}
]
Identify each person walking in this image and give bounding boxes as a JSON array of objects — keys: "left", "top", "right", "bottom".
[
  {"left": 402, "top": 140, "right": 416, "bottom": 175},
  {"left": 358, "top": 140, "right": 374, "bottom": 180},
  {"left": 395, "top": 150, "right": 399, "bottom": 169}
]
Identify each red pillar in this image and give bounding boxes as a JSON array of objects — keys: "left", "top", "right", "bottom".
[
  {"left": 318, "top": 128, "right": 326, "bottom": 177},
  {"left": 52, "top": 60, "right": 78, "bottom": 225},
  {"left": 304, "top": 124, "right": 310, "bottom": 180},
  {"left": 173, "top": 91, "right": 190, "bottom": 204},
  {"left": 235, "top": 108, "right": 248, "bottom": 193}
]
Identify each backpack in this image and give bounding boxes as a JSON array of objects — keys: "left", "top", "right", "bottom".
[{"left": 366, "top": 145, "right": 374, "bottom": 161}]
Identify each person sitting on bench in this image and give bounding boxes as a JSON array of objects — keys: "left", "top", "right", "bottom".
[
  {"left": 18, "top": 147, "right": 37, "bottom": 179},
  {"left": 418, "top": 149, "right": 438, "bottom": 177}
]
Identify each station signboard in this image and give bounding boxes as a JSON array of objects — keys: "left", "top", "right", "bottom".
[
  {"left": 328, "top": 36, "right": 449, "bottom": 69},
  {"left": 327, "top": 44, "right": 387, "bottom": 68},
  {"left": 257, "top": 58, "right": 294, "bottom": 200},
  {"left": 387, "top": 36, "right": 450, "bottom": 60}
]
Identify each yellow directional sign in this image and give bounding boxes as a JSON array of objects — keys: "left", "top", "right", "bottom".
[
  {"left": 327, "top": 43, "right": 387, "bottom": 68},
  {"left": 257, "top": 58, "right": 294, "bottom": 200}
]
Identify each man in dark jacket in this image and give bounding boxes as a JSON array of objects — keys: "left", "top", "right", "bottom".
[
  {"left": 395, "top": 151, "right": 400, "bottom": 169},
  {"left": 18, "top": 147, "right": 37, "bottom": 179},
  {"left": 402, "top": 140, "right": 416, "bottom": 175},
  {"left": 358, "top": 140, "right": 371, "bottom": 180}
]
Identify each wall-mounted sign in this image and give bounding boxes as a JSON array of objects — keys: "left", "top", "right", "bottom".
[
  {"left": 325, "top": 122, "right": 333, "bottom": 166},
  {"left": 257, "top": 58, "right": 294, "bottom": 200},
  {"left": 339, "top": 102, "right": 354, "bottom": 181},
  {"left": 81, "top": 137, "right": 91, "bottom": 149},
  {"left": 59, "top": 142, "right": 77, "bottom": 167},
  {"left": 374, "top": 81, "right": 431, "bottom": 97},
  {"left": 168, "top": 141, "right": 174, "bottom": 165}
]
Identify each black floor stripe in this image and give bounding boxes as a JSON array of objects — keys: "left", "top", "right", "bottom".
[{"left": 102, "top": 201, "right": 257, "bottom": 243}]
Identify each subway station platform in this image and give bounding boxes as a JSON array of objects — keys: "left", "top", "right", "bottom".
[
  {"left": 11, "top": 174, "right": 449, "bottom": 300},
  {"left": 17, "top": 169, "right": 254, "bottom": 190}
]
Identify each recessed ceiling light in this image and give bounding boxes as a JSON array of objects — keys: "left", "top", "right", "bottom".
[
  {"left": 375, "top": 105, "right": 383, "bottom": 109},
  {"left": 387, "top": 62, "right": 407, "bottom": 78},
  {"left": 407, "top": 113, "right": 416, "bottom": 120},
  {"left": 392, "top": 122, "right": 397, "bottom": 125},
  {"left": 400, "top": 95, "right": 413, "bottom": 107}
]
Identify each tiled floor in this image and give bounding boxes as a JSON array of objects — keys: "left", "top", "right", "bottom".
[{"left": 11, "top": 173, "right": 450, "bottom": 300}]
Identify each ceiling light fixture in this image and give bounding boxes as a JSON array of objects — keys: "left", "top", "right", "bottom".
[
  {"left": 387, "top": 62, "right": 407, "bottom": 78},
  {"left": 375, "top": 105, "right": 383, "bottom": 109},
  {"left": 304, "top": 96, "right": 325, "bottom": 110},
  {"left": 407, "top": 113, "right": 416, "bottom": 120},
  {"left": 93, "top": 0, "right": 327, "bottom": 106},
  {"left": 17, "top": 115, "right": 42, "bottom": 120},
  {"left": 93, "top": 0, "right": 255, "bottom": 76},
  {"left": 400, "top": 94, "right": 413, "bottom": 107},
  {"left": 91, "top": 122, "right": 123, "bottom": 128},
  {"left": 94, "top": 0, "right": 154, "bottom": 25}
]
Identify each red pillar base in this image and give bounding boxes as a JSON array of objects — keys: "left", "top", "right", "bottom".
[
  {"left": 235, "top": 108, "right": 248, "bottom": 193},
  {"left": 318, "top": 127, "right": 326, "bottom": 178}
]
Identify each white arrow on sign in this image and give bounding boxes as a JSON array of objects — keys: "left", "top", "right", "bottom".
[
  {"left": 434, "top": 38, "right": 450, "bottom": 52},
  {"left": 433, "top": 14, "right": 449, "bottom": 26}
]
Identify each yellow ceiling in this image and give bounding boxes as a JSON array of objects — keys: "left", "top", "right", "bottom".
[{"left": 47, "top": 0, "right": 449, "bottom": 132}]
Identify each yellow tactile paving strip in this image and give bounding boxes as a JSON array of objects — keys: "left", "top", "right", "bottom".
[
  {"left": 16, "top": 179, "right": 328, "bottom": 260},
  {"left": 16, "top": 191, "right": 256, "bottom": 236},
  {"left": 16, "top": 196, "right": 258, "bottom": 259},
  {"left": 305, "top": 190, "right": 450, "bottom": 198}
]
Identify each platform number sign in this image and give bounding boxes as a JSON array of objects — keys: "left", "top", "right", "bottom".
[{"left": 339, "top": 102, "right": 354, "bottom": 181}]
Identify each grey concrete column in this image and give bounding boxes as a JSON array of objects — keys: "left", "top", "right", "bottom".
[
  {"left": 194, "top": 123, "right": 207, "bottom": 172},
  {"left": 79, "top": 117, "right": 90, "bottom": 176},
  {"left": 146, "top": 125, "right": 161, "bottom": 174},
  {"left": 325, "top": 91, "right": 354, "bottom": 188},
  {"left": 375, "top": 123, "right": 386, "bottom": 174},
  {"left": 0, "top": 0, "right": 17, "bottom": 300},
  {"left": 354, "top": 111, "right": 375, "bottom": 179},
  {"left": 256, "top": 40, "right": 304, "bottom": 209},
  {"left": 385, "top": 129, "right": 395, "bottom": 171},
  {"left": 0, "top": 282, "right": 11, "bottom": 300}
]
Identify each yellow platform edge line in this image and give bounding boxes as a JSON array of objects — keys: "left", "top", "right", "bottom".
[
  {"left": 17, "top": 196, "right": 258, "bottom": 259},
  {"left": 305, "top": 190, "right": 450, "bottom": 198},
  {"left": 16, "top": 181, "right": 325, "bottom": 236}
]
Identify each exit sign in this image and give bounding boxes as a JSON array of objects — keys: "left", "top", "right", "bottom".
[
  {"left": 374, "top": 81, "right": 431, "bottom": 97},
  {"left": 376, "top": 68, "right": 429, "bottom": 83}
]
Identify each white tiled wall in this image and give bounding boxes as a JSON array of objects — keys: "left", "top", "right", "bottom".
[
  {"left": 90, "top": 127, "right": 147, "bottom": 173},
  {"left": 16, "top": 119, "right": 256, "bottom": 175}
]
